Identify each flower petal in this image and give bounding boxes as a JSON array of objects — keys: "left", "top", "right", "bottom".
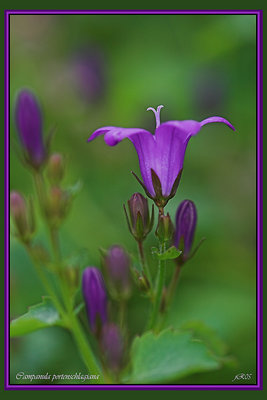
[
  {"left": 88, "top": 126, "right": 156, "bottom": 195},
  {"left": 153, "top": 116, "right": 235, "bottom": 196},
  {"left": 200, "top": 116, "right": 235, "bottom": 131},
  {"left": 87, "top": 126, "right": 115, "bottom": 143},
  {"left": 154, "top": 121, "right": 198, "bottom": 196},
  {"left": 88, "top": 126, "right": 151, "bottom": 146}
]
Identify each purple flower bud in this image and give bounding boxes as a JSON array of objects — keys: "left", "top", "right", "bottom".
[
  {"left": 124, "top": 192, "right": 154, "bottom": 242},
  {"left": 10, "top": 191, "right": 28, "bottom": 238},
  {"left": 71, "top": 46, "right": 106, "bottom": 103},
  {"left": 174, "top": 200, "right": 197, "bottom": 258},
  {"left": 104, "top": 245, "right": 131, "bottom": 297},
  {"left": 100, "top": 323, "right": 123, "bottom": 373},
  {"left": 15, "top": 90, "right": 46, "bottom": 168},
  {"left": 82, "top": 267, "right": 107, "bottom": 332}
]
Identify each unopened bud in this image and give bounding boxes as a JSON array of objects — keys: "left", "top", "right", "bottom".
[
  {"left": 65, "top": 266, "right": 80, "bottom": 293},
  {"left": 156, "top": 213, "right": 174, "bottom": 243},
  {"left": 174, "top": 200, "right": 197, "bottom": 261},
  {"left": 124, "top": 192, "right": 154, "bottom": 242},
  {"left": 14, "top": 90, "right": 46, "bottom": 169},
  {"left": 30, "top": 244, "right": 50, "bottom": 264},
  {"left": 10, "top": 191, "right": 34, "bottom": 242},
  {"left": 133, "top": 269, "right": 150, "bottom": 293},
  {"left": 47, "top": 187, "right": 71, "bottom": 226},
  {"left": 100, "top": 323, "right": 123, "bottom": 373},
  {"left": 103, "top": 245, "right": 131, "bottom": 299},
  {"left": 47, "top": 153, "right": 65, "bottom": 185},
  {"left": 82, "top": 267, "right": 107, "bottom": 333}
]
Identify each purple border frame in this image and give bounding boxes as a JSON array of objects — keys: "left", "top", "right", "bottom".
[{"left": 4, "top": 9, "right": 263, "bottom": 391}]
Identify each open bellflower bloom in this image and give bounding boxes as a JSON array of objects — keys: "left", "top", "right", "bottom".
[
  {"left": 82, "top": 267, "right": 107, "bottom": 332},
  {"left": 88, "top": 106, "right": 235, "bottom": 207},
  {"left": 15, "top": 90, "right": 46, "bottom": 169},
  {"left": 174, "top": 200, "right": 197, "bottom": 261}
]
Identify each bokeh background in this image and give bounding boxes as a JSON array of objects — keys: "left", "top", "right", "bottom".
[{"left": 10, "top": 14, "right": 257, "bottom": 385}]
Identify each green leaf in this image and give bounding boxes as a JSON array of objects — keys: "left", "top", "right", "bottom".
[
  {"left": 180, "top": 320, "right": 227, "bottom": 357},
  {"left": 10, "top": 297, "right": 61, "bottom": 337},
  {"left": 156, "top": 246, "right": 182, "bottom": 261},
  {"left": 74, "top": 302, "right": 84, "bottom": 316},
  {"left": 67, "top": 180, "right": 83, "bottom": 197},
  {"left": 124, "top": 329, "right": 220, "bottom": 384}
]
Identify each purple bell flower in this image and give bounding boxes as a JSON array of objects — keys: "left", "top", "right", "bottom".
[
  {"left": 15, "top": 90, "right": 46, "bottom": 168},
  {"left": 88, "top": 105, "right": 235, "bottom": 207},
  {"left": 100, "top": 323, "right": 123, "bottom": 373},
  {"left": 174, "top": 200, "right": 197, "bottom": 259},
  {"left": 82, "top": 267, "right": 107, "bottom": 332}
]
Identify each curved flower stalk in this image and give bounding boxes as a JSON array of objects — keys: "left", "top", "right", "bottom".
[{"left": 88, "top": 106, "right": 235, "bottom": 207}]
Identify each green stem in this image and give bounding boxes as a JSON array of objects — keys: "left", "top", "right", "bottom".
[
  {"left": 166, "top": 264, "right": 182, "bottom": 306},
  {"left": 49, "top": 227, "right": 61, "bottom": 264},
  {"left": 69, "top": 313, "right": 104, "bottom": 383},
  {"left": 156, "top": 263, "right": 182, "bottom": 332},
  {"left": 119, "top": 300, "right": 126, "bottom": 331},
  {"left": 25, "top": 243, "right": 66, "bottom": 319},
  {"left": 33, "top": 171, "right": 47, "bottom": 218},
  {"left": 146, "top": 242, "right": 166, "bottom": 331},
  {"left": 32, "top": 170, "right": 104, "bottom": 382},
  {"left": 137, "top": 241, "right": 152, "bottom": 287}
]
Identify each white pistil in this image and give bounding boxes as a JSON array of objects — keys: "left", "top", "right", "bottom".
[{"left": 147, "top": 105, "right": 164, "bottom": 128}]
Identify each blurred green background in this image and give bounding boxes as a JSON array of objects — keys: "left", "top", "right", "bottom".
[{"left": 10, "top": 14, "right": 257, "bottom": 385}]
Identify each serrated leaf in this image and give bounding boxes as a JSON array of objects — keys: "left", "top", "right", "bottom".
[
  {"left": 180, "top": 320, "right": 228, "bottom": 357},
  {"left": 124, "top": 329, "right": 220, "bottom": 384},
  {"left": 10, "top": 297, "right": 61, "bottom": 337},
  {"left": 156, "top": 246, "right": 182, "bottom": 260}
]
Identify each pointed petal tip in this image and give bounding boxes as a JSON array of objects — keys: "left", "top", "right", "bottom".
[{"left": 200, "top": 116, "right": 236, "bottom": 132}]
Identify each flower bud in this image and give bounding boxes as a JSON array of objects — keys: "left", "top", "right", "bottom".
[
  {"left": 47, "top": 153, "right": 65, "bottom": 185},
  {"left": 10, "top": 191, "right": 34, "bottom": 242},
  {"left": 155, "top": 213, "right": 174, "bottom": 243},
  {"left": 124, "top": 192, "right": 154, "bottom": 242},
  {"left": 14, "top": 90, "right": 46, "bottom": 169},
  {"left": 65, "top": 266, "right": 80, "bottom": 294},
  {"left": 100, "top": 323, "right": 123, "bottom": 373},
  {"left": 103, "top": 245, "right": 131, "bottom": 299},
  {"left": 47, "top": 187, "right": 71, "bottom": 227},
  {"left": 174, "top": 200, "right": 197, "bottom": 260},
  {"left": 133, "top": 269, "right": 150, "bottom": 293},
  {"left": 82, "top": 267, "right": 107, "bottom": 333},
  {"left": 71, "top": 46, "right": 106, "bottom": 103}
]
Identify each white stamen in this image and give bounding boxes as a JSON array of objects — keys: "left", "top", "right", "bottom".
[{"left": 147, "top": 105, "right": 164, "bottom": 128}]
